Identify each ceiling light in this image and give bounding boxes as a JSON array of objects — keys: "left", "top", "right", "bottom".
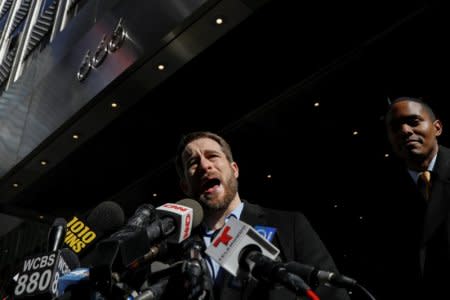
[
  {"left": 157, "top": 64, "right": 165, "bottom": 71},
  {"left": 72, "top": 134, "right": 80, "bottom": 140},
  {"left": 215, "top": 18, "right": 224, "bottom": 25},
  {"left": 111, "top": 102, "right": 118, "bottom": 108}
]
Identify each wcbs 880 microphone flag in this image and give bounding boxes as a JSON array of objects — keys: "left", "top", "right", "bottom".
[{"left": 13, "top": 218, "right": 79, "bottom": 299}]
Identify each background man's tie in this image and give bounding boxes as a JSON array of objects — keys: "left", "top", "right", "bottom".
[{"left": 418, "top": 171, "right": 432, "bottom": 202}]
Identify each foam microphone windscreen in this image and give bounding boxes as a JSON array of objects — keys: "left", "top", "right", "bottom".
[
  {"left": 87, "top": 201, "right": 125, "bottom": 233},
  {"left": 66, "top": 201, "right": 124, "bottom": 265}
]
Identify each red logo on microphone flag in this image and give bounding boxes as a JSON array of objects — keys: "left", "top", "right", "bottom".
[{"left": 213, "top": 226, "right": 233, "bottom": 247}]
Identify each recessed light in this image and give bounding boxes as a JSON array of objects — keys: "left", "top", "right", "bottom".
[
  {"left": 111, "top": 102, "right": 118, "bottom": 108},
  {"left": 157, "top": 64, "right": 165, "bottom": 71},
  {"left": 215, "top": 18, "right": 224, "bottom": 25}
]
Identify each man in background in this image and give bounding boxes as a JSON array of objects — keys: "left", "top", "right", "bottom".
[{"left": 384, "top": 97, "right": 450, "bottom": 298}]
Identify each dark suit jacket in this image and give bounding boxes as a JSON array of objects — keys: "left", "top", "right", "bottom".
[
  {"left": 421, "top": 146, "right": 450, "bottom": 297},
  {"left": 367, "top": 145, "right": 450, "bottom": 299},
  {"left": 214, "top": 200, "right": 350, "bottom": 300}
]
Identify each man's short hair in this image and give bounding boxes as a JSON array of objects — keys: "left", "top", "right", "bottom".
[
  {"left": 386, "top": 96, "right": 436, "bottom": 122},
  {"left": 175, "top": 131, "right": 234, "bottom": 178}
]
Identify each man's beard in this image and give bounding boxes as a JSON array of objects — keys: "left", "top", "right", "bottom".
[{"left": 200, "top": 176, "right": 238, "bottom": 211}]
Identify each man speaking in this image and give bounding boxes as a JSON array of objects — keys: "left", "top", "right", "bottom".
[{"left": 171, "top": 131, "right": 350, "bottom": 300}]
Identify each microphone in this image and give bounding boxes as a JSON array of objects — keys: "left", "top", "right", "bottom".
[
  {"left": 179, "top": 237, "right": 212, "bottom": 300},
  {"left": 205, "top": 218, "right": 319, "bottom": 300},
  {"left": 59, "top": 248, "right": 81, "bottom": 270},
  {"left": 126, "top": 203, "right": 156, "bottom": 228},
  {"left": 64, "top": 201, "right": 125, "bottom": 257},
  {"left": 101, "top": 199, "right": 204, "bottom": 272},
  {"left": 284, "top": 261, "right": 357, "bottom": 289},
  {"left": 57, "top": 267, "right": 90, "bottom": 296},
  {"left": 147, "top": 198, "right": 204, "bottom": 244},
  {"left": 205, "top": 217, "right": 280, "bottom": 277},
  {"left": 56, "top": 265, "right": 115, "bottom": 299},
  {"left": 56, "top": 264, "right": 169, "bottom": 299},
  {"left": 78, "top": 199, "right": 203, "bottom": 298},
  {"left": 242, "top": 250, "right": 317, "bottom": 299},
  {"left": 12, "top": 220, "right": 80, "bottom": 299},
  {"left": 48, "top": 218, "right": 67, "bottom": 252},
  {"left": 109, "top": 203, "right": 156, "bottom": 241},
  {"left": 134, "top": 278, "right": 169, "bottom": 300}
]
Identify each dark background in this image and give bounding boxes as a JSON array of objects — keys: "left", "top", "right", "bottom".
[{"left": 0, "top": 0, "right": 448, "bottom": 298}]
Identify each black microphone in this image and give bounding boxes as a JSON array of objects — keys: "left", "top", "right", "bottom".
[
  {"left": 180, "top": 238, "right": 212, "bottom": 300},
  {"left": 79, "top": 199, "right": 204, "bottom": 298},
  {"left": 60, "top": 248, "right": 81, "bottom": 270},
  {"left": 99, "top": 203, "right": 156, "bottom": 269},
  {"left": 111, "top": 274, "right": 170, "bottom": 300},
  {"left": 205, "top": 218, "right": 319, "bottom": 300},
  {"left": 99, "top": 199, "right": 204, "bottom": 273},
  {"left": 12, "top": 222, "right": 80, "bottom": 299},
  {"left": 64, "top": 201, "right": 125, "bottom": 259},
  {"left": 134, "top": 278, "right": 169, "bottom": 300},
  {"left": 126, "top": 203, "right": 156, "bottom": 228},
  {"left": 111, "top": 264, "right": 172, "bottom": 300},
  {"left": 56, "top": 265, "right": 111, "bottom": 299},
  {"left": 48, "top": 218, "right": 67, "bottom": 252},
  {"left": 241, "top": 248, "right": 316, "bottom": 299},
  {"left": 145, "top": 198, "right": 204, "bottom": 245},
  {"left": 109, "top": 203, "right": 156, "bottom": 241},
  {"left": 56, "top": 261, "right": 169, "bottom": 300},
  {"left": 285, "top": 261, "right": 357, "bottom": 289}
]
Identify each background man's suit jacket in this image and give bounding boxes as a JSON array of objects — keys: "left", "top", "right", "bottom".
[{"left": 366, "top": 145, "right": 450, "bottom": 299}]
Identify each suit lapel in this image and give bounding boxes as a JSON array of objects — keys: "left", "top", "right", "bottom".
[
  {"left": 240, "top": 201, "right": 287, "bottom": 258},
  {"left": 422, "top": 177, "right": 449, "bottom": 244},
  {"left": 240, "top": 201, "right": 266, "bottom": 225},
  {"left": 422, "top": 147, "right": 450, "bottom": 245}
]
